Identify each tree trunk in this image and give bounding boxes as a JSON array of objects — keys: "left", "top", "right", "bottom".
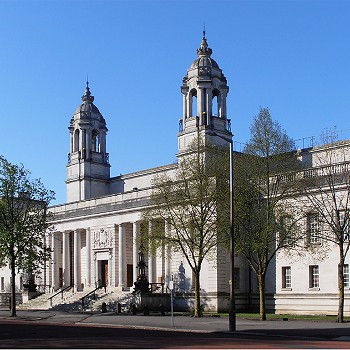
[
  {"left": 10, "top": 255, "right": 16, "bottom": 317},
  {"left": 337, "top": 257, "right": 345, "bottom": 323},
  {"left": 258, "top": 273, "right": 266, "bottom": 321},
  {"left": 193, "top": 269, "right": 202, "bottom": 317}
]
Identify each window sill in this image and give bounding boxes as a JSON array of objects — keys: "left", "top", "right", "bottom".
[
  {"left": 308, "top": 287, "right": 320, "bottom": 291},
  {"left": 281, "top": 288, "right": 292, "bottom": 291}
]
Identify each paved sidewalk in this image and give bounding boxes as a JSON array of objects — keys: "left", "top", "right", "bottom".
[{"left": 1, "top": 309, "right": 350, "bottom": 341}]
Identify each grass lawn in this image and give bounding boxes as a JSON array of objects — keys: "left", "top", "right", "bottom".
[{"left": 203, "top": 312, "right": 350, "bottom": 322}]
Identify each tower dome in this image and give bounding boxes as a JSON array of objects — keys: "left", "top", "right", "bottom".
[
  {"left": 189, "top": 35, "right": 220, "bottom": 70},
  {"left": 66, "top": 81, "right": 110, "bottom": 202},
  {"left": 71, "top": 82, "right": 106, "bottom": 125},
  {"left": 178, "top": 33, "right": 232, "bottom": 156}
]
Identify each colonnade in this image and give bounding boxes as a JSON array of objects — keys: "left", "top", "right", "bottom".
[{"left": 50, "top": 220, "right": 173, "bottom": 293}]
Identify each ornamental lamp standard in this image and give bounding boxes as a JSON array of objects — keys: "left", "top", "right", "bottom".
[{"left": 206, "top": 130, "right": 236, "bottom": 332}]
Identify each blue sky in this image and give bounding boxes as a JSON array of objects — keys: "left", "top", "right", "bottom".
[{"left": 0, "top": 0, "right": 349, "bottom": 205}]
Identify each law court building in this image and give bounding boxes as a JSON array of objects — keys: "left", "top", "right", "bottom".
[
  {"left": 42, "top": 34, "right": 233, "bottom": 312},
  {"left": 2, "top": 34, "right": 350, "bottom": 315}
]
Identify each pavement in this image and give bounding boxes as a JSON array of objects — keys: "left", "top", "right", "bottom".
[{"left": 1, "top": 308, "right": 350, "bottom": 341}]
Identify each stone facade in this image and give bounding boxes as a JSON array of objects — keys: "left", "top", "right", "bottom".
[{"left": 2, "top": 33, "right": 350, "bottom": 315}]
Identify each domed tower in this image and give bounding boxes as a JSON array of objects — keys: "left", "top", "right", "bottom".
[
  {"left": 66, "top": 82, "right": 110, "bottom": 202},
  {"left": 178, "top": 32, "right": 232, "bottom": 154}
]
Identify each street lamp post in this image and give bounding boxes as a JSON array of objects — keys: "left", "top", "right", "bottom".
[{"left": 207, "top": 130, "right": 236, "bottom": 332}]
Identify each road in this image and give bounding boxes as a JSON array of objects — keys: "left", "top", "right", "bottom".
[{"left": 0, "top": 310, "right": 350, "bottom": 348}]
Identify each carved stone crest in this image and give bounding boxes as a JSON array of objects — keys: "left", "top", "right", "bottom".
[{"left": 93, "top": 228, "right": 112, "bottom": 248}]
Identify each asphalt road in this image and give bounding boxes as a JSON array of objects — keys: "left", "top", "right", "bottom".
[{"left": 1, "top": 309, "right": 350, "bottom": 348}]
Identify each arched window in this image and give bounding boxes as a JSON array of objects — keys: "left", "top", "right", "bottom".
[
  {"left": 92, "top": 130, "right": 99, "bottom": 152},
  {"left": 74, "top": 129, "right": 80, "bottom": 152},
  {"left": 190, "top": 89, "right": 197, "bottom": 118},
  {"left": 212, "top": 90, "right": 220, "bottom": 117}
]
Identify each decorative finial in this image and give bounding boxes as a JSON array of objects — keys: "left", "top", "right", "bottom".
[
  {"left": 82, "top": 78, "right": 94, "bottom": 102},
  {"left": 197, "top": 28, "right": 212, "bottom": 57}
]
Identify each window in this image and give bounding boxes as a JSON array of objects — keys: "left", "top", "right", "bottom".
[
  {"left": 309, "top": 265, "right": 319, "bottom": 289},
  {"left": 344, "top": 264, "right": 349, "bottom": 288},
  {"left": 234, "top": 267, "right": 240, "bottom": 289},
  {"left": 0, "top": 277, "right": 4, "bottom": 291},
  {"left": 280, "top": 216, "right": 294, "bottom": 246},
  {"left": 282, "top": 266, "right": 291, "bottom": 289},
  {"left": 307, "top": 213, "right": 321, "bottom": 244},
  {"left": 338, "top": 210, "right": 350, "bottom": 241},
  {"left": 92, "top": 130, "right": 99, "bottom": 152}
]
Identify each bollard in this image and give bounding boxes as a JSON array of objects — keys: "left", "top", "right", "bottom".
[
  {"left": 130, "top": 303, "right": 137, "bottom": 315},
  {"left": 102, "top": 302, "right": 107, "bottom": 313},
  {"left": 117, "top": 302, "right": 122, "bottom": 314},
  {"left": 144, "top": 305, "right": 149, "bottom": 316}
]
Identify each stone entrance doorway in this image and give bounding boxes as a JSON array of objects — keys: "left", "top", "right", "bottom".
[
  {"left": 127, "top": 264, "right": 133, "bottom": 287},
  {"left": 100, "top": 260, "right": 108, "bottom": 288}
]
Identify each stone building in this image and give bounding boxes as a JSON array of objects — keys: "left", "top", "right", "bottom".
[
  {"left": 45, "top": 33, "right": 232, "bottom": 312},
  {"left": 1, "top": 33, "right": 350, "bottom": 316}
]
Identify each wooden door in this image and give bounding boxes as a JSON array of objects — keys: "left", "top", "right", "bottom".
[
  {"left": 58, "top": 268, "right": 63, "bottom": 288},
  {"left": 101, "top": 260, "right": 108, "bottom": 287},
  {"left": 127, "top": 264, "right": 133, "bottom": 287}
]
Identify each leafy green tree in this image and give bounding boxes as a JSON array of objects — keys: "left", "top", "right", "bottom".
[
  {"left": 234, "top": 107, "right": 303, "bottom": 320},
  {"left": 0, "top": 156, "right": 55, "bottom": 316},
  {"left": 300, "top": 128, "right": 350, "bottom": 323},
  {"left": 142, "top": 137, "right": 230, "bottom": 317}
]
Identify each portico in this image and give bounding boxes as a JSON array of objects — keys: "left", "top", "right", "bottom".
[{"left": 50, "top": 219, "right": 174, "bottom": 293}]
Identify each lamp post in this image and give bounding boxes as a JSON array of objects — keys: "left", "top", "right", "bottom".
[{"left": 207, "top": 130, "right": 236, "bottom": 332}]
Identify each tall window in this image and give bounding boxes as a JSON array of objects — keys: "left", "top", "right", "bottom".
[
  {"left": 282, "top": 266, "right": 292, "bottom": 289},
  {"left": 92, "top": 130, "right": 99, "bottom": 152},
  {"left": 73, "top": 129, "right": 80, "bottom": 152},
  {"left": 307, "top": 213, "right": 321, "bottom": 244},
  {"left": 338, "top": 210, "right": 350, "bottom": 241},
  {"left": 309, "top": 265, "right": 319, "bottom": 288},
  {"left": 344, "top": 264, "right": 349, "bottom": 288},
  {"left": 280, "top": 216, "right": 294, "bottom": 246},
  {"left": 190, "top": 89, "right": 197, "bottom": 118},
  {"left": 212, "top": 90, "right": 219, "bottom": 117},
  {"left": 0, "top": 277, "right": 4, "bottom": 291}
]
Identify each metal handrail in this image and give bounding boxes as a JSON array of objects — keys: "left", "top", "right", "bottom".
[
  {"left": 48, "top": 286, "right": 72, "bottom": 307},
  {"left": 80, "top": 286, "right": 104, "bottom": 308}
]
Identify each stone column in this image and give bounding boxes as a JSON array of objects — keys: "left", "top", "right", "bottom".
[
  {"left": 188, "top": 92, "right": 192, "bottom": 118},
  {"left": 62, "top": 231, "right": 70, "bottom": 287},
  {"left": 148, "top": 222, "right": 156, "bottom": 284},
  {"left": 70, "top": 132, "right": 74, "bottom": 154},
  {"left": 198, "top": 88, "right": 203, "bottom": 122},
  {"left": 118, "top": 224, "right": 126, "bottom": 288},
  {"left": 222, "top": 91, "right": 227, "bottom": 119},
  {"left": 74, "top": 229, "right": 81, "bottom": 291},
  {"left": 132, "top": 221, "right": 140, "bottom": 286},
  {"left": 51, "top": 232, "right": 58, "bottom": 291},
  {"left": 86, "top": 228, "right": 91, "bottom": 288}
]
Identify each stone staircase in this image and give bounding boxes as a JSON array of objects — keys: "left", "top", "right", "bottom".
[
  {"left": 18, "top": 292, "right": 54, "bottom": 310},
  {"left": 49, "top": 291, "right": 86, "bottom": 312},
  {"left": 86, "top": 290, "right": 135, "bottom": 313},
  {"left": 18, "top": 288, "right": 135, "bottom": 313}
]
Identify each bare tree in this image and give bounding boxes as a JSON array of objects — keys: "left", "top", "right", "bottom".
[
  {"left": 142, "top": 137, "right": 230, "bottom": 317},
  {"left": 301, "top": 128, "right": 350, "bottom": 323},
  {"left": 234, "top": 107, "right": 303, "bottom": 320},
  {"left": 0, "top": 156, "right": 55, "bottom": 316}
]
